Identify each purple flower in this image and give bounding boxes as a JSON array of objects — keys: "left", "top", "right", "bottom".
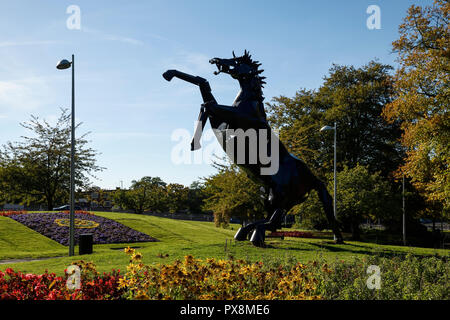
[{"left": 8, "top": 212, "right": 157, "bottom": 246}]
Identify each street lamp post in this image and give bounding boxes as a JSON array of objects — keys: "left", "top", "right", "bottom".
[
  {"left": 320, "top": 122, "right": 337, "bottom": 241},
  {"left": 403, "top": 174, "right": 406, "bottom": 246},
  {"left": 57, "top": 54, "right": 75, "bottom": 256}
]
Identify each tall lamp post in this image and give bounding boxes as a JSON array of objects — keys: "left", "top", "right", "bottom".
[
  {"left": 403, "top": 174, "right": 406, "bottom": 246},
  {"left": 57, "top": 55, "right": 75, "bottom": 256},
  {"left": 320, "top": 122, "right": 337, "bottom": 241}
]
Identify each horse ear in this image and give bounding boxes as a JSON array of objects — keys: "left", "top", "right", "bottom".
[{"left": 232, "top": 51, "right": 236, "bottom": 58}]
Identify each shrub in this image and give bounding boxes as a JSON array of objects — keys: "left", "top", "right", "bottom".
[
  {"left": 303, "top": 253, "right": 449, "bottom": 300},
  {"left": 118, "top": 248, "right": 321, "bottom": 300}
]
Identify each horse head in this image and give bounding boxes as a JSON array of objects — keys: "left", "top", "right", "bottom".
[{"left": 210, "top": 50, "right": 266, "bottom": 96}]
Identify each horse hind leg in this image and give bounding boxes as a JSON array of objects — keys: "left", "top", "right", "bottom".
[
  {"left": 314, "top": 180, "right": 344, "bottom": 244},
  {"left": 264, "top": 208, "right": 285, "bottom": 232}
]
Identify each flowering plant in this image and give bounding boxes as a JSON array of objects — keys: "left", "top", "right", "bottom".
[
  {"left": 8, "top": 212, "right": 157, "bottom": 246},
  {"left": 118, "top": 248, "right": 321, "bottom": 300},
  {"left": 0, "top": 210, "right": 28, "bottom": 217},
  {"left": 0, "top": 261, "right": 123, "bottom": 300},
  {"left": 268, "top": 231, "right": 314, "bottom": 238}
]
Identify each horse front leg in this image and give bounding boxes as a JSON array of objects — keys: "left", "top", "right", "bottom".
[
  {"left": 203, "top": 102, "right": 267, "bottom": 129},
  {"left": 163, "top": 69, "right": 217, "bottom": 150},
  {"left": 163, "top": 69, "right": 216, "bottom": 103}
]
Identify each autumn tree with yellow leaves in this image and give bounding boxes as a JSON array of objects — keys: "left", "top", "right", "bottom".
[{"left": 383, "top": 0, "right": 449, "bottom": 218}]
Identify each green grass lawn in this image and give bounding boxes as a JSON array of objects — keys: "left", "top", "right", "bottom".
[{"left": 1, "top": 211, "right": 448, "bottom": 276}]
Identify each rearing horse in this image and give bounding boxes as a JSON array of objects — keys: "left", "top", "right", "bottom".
[{"left": 163, "top": 51, "right": 344, "bottom": 246}]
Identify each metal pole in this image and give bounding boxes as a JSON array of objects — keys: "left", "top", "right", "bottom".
[
  {"left": 333, "top": 122, "right": 337, "bottom": 241},
  {"left": 69, "top": 54, "right": 75, "bottom": 256},
  {"left": 402, "top": 174, "right": 406, "bottom": 246}
]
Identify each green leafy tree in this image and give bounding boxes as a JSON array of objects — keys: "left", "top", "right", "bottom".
[
  {"left": 186, "top": 181, "right": 208, "bottom": 214},
  {"left": 0, "top": 108, "right": 104, "bottom": 210},
  {"left": 291, "top": 164, "right": 401, "bottom": 240},
  {"left": 333, "top": 165, "right": 398, "bottom": 240},
  {"left": 203, "top": 161, "right": 265, "bottom": 228},
  {"left": 267, "top": 61, "right": 403, "bottom": 179},
  {"left": 113, "top": 176, "right": 167, "bottom": 214},
  {"left": 165, "top": 183, "right": 190, "bottom": 213},
  {"left": 266, "top": 61, "right": 405, "bottom": 234},
  {"left": 293, "top": 165, "right": 397, "bottom": 240}
]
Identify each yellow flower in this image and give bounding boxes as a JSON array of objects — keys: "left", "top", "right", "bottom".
[
  {"left": 135, "top": 290, "right": 149, "bottom": 300},
  {"left": 118, "top": 278, "right": 129, "bottom": 289},
  {"left": 132, "top": 252, "right": 143, "bottom": 261},
  {"left": 124, "top": 247, "right": 135, "bottom": 255}
]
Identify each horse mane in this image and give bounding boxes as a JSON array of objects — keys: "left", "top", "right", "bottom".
[{"left": 236, "top": 50, "right": 266, "bottom": 101}]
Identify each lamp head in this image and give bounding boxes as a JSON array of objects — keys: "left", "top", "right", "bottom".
[
  {"left": 56, "top": 59, "right": 72, "bottom": 70},
  {"left": 320, "top": 125, "right": 334, "bottom": 132}
]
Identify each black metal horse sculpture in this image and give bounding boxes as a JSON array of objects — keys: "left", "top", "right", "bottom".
[{"left": 163, "top": 51, "right": 344, "bottom": 247}]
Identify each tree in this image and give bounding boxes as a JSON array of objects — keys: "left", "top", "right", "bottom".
[
  {"left": 267, "top": 61, "right": 403, "bottom": 180},
  {"left": 113, "top": 176, "right": 167, "bottom": 214},
  {"left": 292, "top": 164, "right": 397, "bottom": 240},
  {"left": 165, "top": 183, "right": 190, "bottom": 213},
  {"left": 266, "top": 61, "right": 405, "bottom": 234},
  {"left": 186, "top": 181, "right": 208, "bottom": 214},
  {"left": 383, "top": 0, "right": 449, "bottom": 217},
  {"left": 203, "top": 160, "right": 265, "bottom": 228},
  {"left": 0, "top": 108, "right": 104, "bottom": 210},
  {"left": 332, "top": 165, "right": 398, "bottom": 240}
]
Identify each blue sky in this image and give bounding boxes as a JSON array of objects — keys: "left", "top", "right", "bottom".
[{"left": 0, "top": 0, "right": 433, "bottom": 189}]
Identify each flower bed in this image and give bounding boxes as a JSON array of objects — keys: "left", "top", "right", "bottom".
[
  {"left": 0, "top": 261, "right": 123, "bottom": 300},
  {"left": 0, "top": 210, "right": 28, "bottom": 217},
  {"left": 119, "top": 249, "right": 321, "bottom": 300},
  {"left": 1, "top": 251, "right": 448, "bottom": 300},
  {"left": 267, "top": 231, "right": 314, "bottom": 238},
  {"left": 8, "top": 212, "right": 157, "bottom": 246}
]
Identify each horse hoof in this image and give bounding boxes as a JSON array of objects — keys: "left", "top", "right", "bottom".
[
  {"left": 251, "top": 240, "right": 265, "bottom": 248},
  {"left": 162, "top": 70, "right": 175, "bottom": 81},
  {"left": 250, "top": 228, "right": 265, "bottom": 247},
  {"left": 335, "top": 238, "right": 345, "bottom": 244}
]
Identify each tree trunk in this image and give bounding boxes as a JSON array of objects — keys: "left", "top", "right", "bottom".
[
  {"left": 47, "top": 197, "right": 53, "bottom": 211},
  {"left": 351, "top": 220, "right": 360, "bottom": 240}
]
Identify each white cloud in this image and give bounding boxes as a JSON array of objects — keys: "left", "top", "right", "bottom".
[
  {"left": 0, "top": 40, "right": 61, "bottom": 48},
  {"left": 82, "top": 27, "right": 144, "bottom": 46},
  {"left": 165, "top": 51, "right": 215, "bottom": 75},
  {"left": 93, "top": 131, "right": 167, "bottom": 139},
  {"left": 0, "top": 76, "right": 54, "bottom": 115}
]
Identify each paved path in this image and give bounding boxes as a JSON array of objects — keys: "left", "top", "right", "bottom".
[{"left": 0, "top": 256, "right": 65, "bottom": 265}]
